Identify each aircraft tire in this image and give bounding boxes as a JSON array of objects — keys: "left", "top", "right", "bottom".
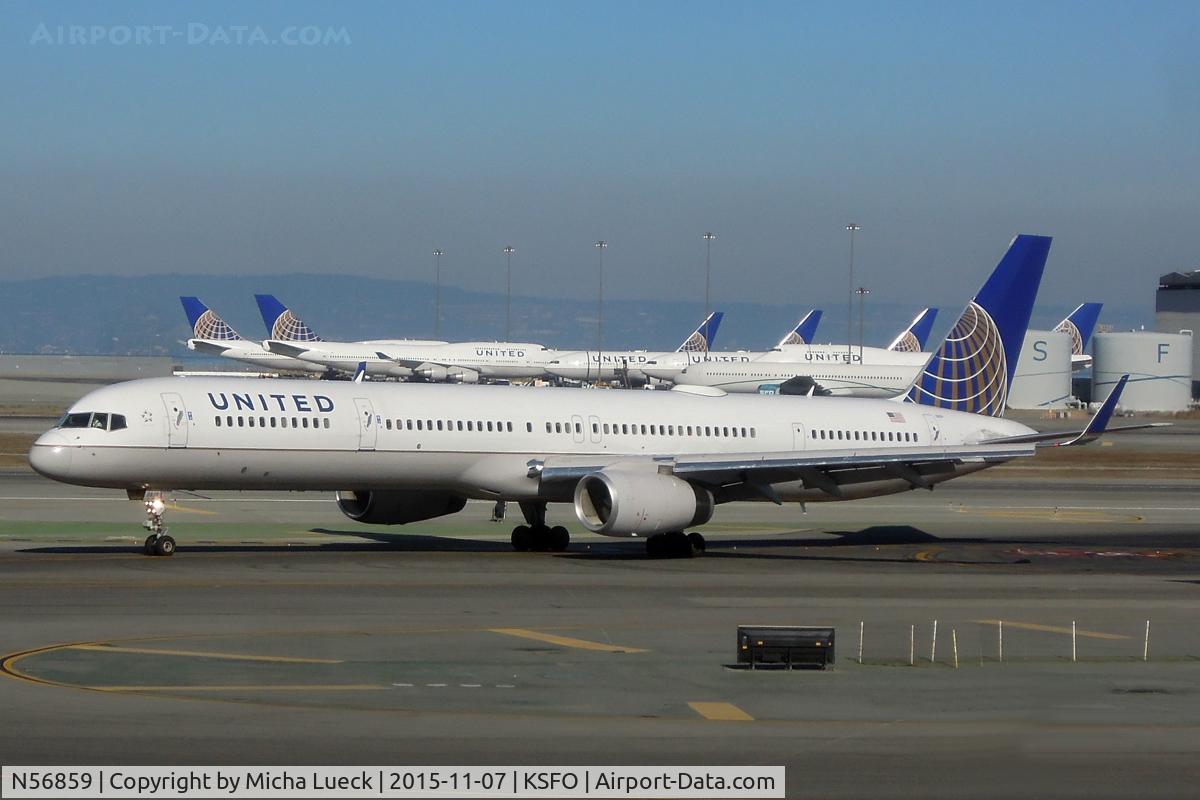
[
  {"left": 143, "top": 535, "right": 157, "bottom": 555},
  {"left": 686, "top": 532, "right": 706, "bottom": 554},
  {"left": 549, "top": 526, "right": 570, "bottom": 551},
  {"left": 153, "top": 535, "right": 176, "bottom": 557},
  {"left": 511, "top": 526, "right": 532, "bottom": 552}
]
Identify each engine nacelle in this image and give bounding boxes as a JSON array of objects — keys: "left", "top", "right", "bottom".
[
  {"left": 573, "top": 468, "right": 714, "bottom": 537},
  {"left": 336, "top": 489, "right": 466, "bottom": 525},
  {"left": 416, "top": 364, "right": 449, "bottom": 381},
  {"left": 448, "top": 368, "right": 480, "bottom": 384}
]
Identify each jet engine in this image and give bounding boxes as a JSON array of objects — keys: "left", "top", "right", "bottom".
[
  {"left": 448, "top": 368, "right": 480, "bottom": 384},
  {"left": 336, "top": 490, "right": 466, "bottom": 525},
  {"left": 415, "top": 365, "right": 449, "bottom": 381},
  {"left": 573, "top": 469, "right": 713, "bottom": 537}
]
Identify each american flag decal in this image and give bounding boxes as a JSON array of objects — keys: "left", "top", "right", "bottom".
[{"left": 886, "top": 411, "right": 906, "bottom": 423}]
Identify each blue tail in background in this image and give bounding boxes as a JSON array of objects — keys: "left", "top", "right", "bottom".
[
  {"left": 908, "top": 234, "right": 1052, "bottom": 417},
  {"left": 180, "top": 297, "right": 242, "bottom": 341},
  {"left": 887, "top": 307, "right": 938, "bottom": 352},
  {"left": 254, "top": 294, "right": 322, "bottom": 342},
  {"left": 678, "top": 312, "right": 723, "bottom": 353},
  {"left": 776, "top": 309, "right": 823, "bottom": 347},
  {"left": 1054, "top": 302, "right": 1103, "bottom": 356}
]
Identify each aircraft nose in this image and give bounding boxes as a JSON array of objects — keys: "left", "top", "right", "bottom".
[{"left": 28, "top": 432, "right": 73, "bottom": 480}]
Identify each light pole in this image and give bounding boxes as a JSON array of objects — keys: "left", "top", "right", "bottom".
[
  {"left": 433, "top": 248, "right": 444, "bottom": 339},
  {"left": 845, "top": 223, "right": 861, "bottom": 360},
  {"left": 855, "top": 286, "right": 870, "bottom": 361},
  {"left": 595, "top": 240, "right": 607, "bottom": 356},
  {"left": 702, "top": 231, "right": 717, "bottom": 345},
  {"left": 503, "top": 245, "right": 515, "bottom": 340}
]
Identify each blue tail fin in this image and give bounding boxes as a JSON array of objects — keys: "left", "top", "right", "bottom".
[
  {"left": 180, "top": 297, "right": 241, "bottom": 341},
  {"left": 1053, "top": 302, "right": 1103, "bottom": 356},
  {"left": 254, "top": 294, "right": 321, "bottom": 342},
  {"left": 678, "top": 312, "right": 723, "bottom": 353},
  {"left": 887, "top": 307, "right": 938, "bottom": 352},
  {"left": 776, "top": 309, "right": 823, "bottom": 347},
  {"left": 908, "top": 235, "right": 1052, "bottom": 416}
]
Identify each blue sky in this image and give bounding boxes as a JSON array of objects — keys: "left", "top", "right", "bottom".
[{"left": 1, "top": 1, "right": 1197, "bottom": 322}]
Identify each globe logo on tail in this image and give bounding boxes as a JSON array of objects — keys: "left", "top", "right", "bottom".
[
  {"left": 194, "top": 310, "right": 239, "bottom": 341},
  {"left": 890, "top": 331, "right": 922, "bottom": 352},
  {"left": 1053, "top": 318, "right": 1084, "bottom": 356},
  {"left": 271, "top": 310, "right": 320, "bottom": 342},
  {"left": 679, "top": 330, "right": 710, "bottom": 353},
  {"left": 908, "top": 302, "right": 1007, "bottom": 416},
  {"left": 778, "top": 331, "right": 805, "bottom": 346}
]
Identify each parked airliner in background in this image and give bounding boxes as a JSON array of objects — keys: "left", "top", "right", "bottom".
[
  {"left": 181, "top": 297, "right": 320, "bottom": 374},
  {"left": 546, "top": 312, "right": 724, "bottom": 384},
  {"left": 673, "top": 307, "right": 943, "bottom": 396},
  {"left": 1054, "top": 302, "right": 1103, "bottom": 370},
  {"left": 30, "top": 233, "right": 1153, "bottom": 559},
  {"left": 642, "top": 308, "right": 937, "bottom": 383}
]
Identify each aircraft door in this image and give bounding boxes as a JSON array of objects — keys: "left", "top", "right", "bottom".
[
  {"left": 587, "top": 415, "right": 602, "bottom": 444},
  {"left": 160, "top": 393, "right": 189, "bottom": 448},
  {"left": 791, "top": 422, "right": 807, "bottom": 451},
  {"left": 354, "top": 397, "right": 377, "bottom": 451},
  {"left": 922, "top": 413, "right": 942, "bottom": 444},
  {"left": 571, "top": 414, "right": 585, "bottom": 444}
]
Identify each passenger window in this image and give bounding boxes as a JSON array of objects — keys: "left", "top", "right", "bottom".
[
  {"left": 731, "top": 427, "right": 738, "bottom": 438},
  {"left": 546, "top": 422, "right": 553, "bottom": 433},
  {"left": 292, "top": 417, "right": 299, "bottom": 428},
  {"left": 238, "top": 416, "right": 245, "bottom": 428},
  {"left": 260, "top": 416, "right": 266, "bottom": 427},
  {"left": 271, "top": 417, "right": 277, "bottom": 428},
  {"left": 386, "top": 419, "right": 393, "bottom": 430},
  {"left": 487, "top": 421, "right": 494, "bottom": 432},
  {"left": 914, "top": 433, "right": 919, "bottom": 442},
  {"left": 459, "top": 421, "right": 465, "bottom": 431},
  {"left": 555, "top": 422, "right": 562, "bottom": 433},
  {"left": 603, "top": 423, "right": 610, "bottom": 434},
  {"left": 324, "top": 419, "right": 330, "bottom": 429},
  {"left": 640, "top": 424, "right": 647, "bottom": 435},
  {"left": 215, "top": 416, "right": 222, "bottom": 427},
  {"left": 526, "top": 422, "right": 532, "bottom": 433},
  {"left": 575, "top": 422, "right": 582, "bottom": 434},
  {"left": 704, "top": 426, "right": 711, "bottom": 436},
  {"left": 227, "top": 415, "right": 234, "bottom": 427},
  {"left": 301, "top": 418, "right": 308, "bottom": 429},
  {"left": 723, "top": 427, "right": 729, "bottom": 437},
  {"left": 750, "top": 427, "right": 756, "bottom": 438},
  {"left": 249, "top": 417, "right": 257, "bottom": 428}
]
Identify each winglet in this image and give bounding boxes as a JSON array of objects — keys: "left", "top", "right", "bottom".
[
  {"left": 678, "top": 312, "right": 724, "bottom": 353},
  {"left": 776, "top": 309, "right": 823, "bottom": 347},
  {"left": 1062, "top": 374, "right": 1127, "bottom": 446},
  {"left": 180, "top": 297, "right": 241, "bottom": 341}
]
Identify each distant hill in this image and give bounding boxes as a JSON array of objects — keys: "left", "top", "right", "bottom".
[{"left": 0, "top": 273, "right": 1148, "bottom": 357}]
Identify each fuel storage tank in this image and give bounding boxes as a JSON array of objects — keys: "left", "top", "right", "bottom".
[{"left": 1091, "top": 331, "right": 1193, "bottom": 411}]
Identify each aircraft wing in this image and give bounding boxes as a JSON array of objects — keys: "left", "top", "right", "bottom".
[
  {"left": 264, "top": 340, "right": 313, "bottom": 358},
  {"left": 532, "top": 441, "right": 1035, "bottom": 499}
]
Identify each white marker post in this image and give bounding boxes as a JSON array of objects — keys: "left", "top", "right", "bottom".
[
  {"left": 930, "top": 619, "right": 938, "bottom": 664},
  {"left": 952, "top": 629, "right": 959, "bottom": 669},
  {"left": 1072, "top": 620, "right": 1077, "bottom": 663},
  {"left": 858, "top": 621, "right": 864, "bottom": 664},
  {"left": 998, "top": 620, "right": 1004, "bottom": 663},
  {"left": 1144, "top": 620, "right": 1150, "bottom": 662},
  {"left": 909, "top": 624, "right": 915, "bottom": 666}
]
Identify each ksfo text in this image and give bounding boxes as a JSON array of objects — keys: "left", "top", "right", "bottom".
[{"left": 2, "top": 765, "right": 784, "bottom": 798}]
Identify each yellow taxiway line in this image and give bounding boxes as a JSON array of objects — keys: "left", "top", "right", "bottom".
[
  {"left": 489, "top": 628, "right": 647, "bottom": 653},
  {"left": 972, "top": 620, "right": 1130, "bottom": 640},
  {"left": 688, "top": 702, "right": 754, "bottom": 721},
  {"left": 68, "top": 644, "right": 343, "bottom": 664}
]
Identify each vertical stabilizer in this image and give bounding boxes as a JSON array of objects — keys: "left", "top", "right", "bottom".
[
  {"left": 776, "top": 309, "right": 823, "bottom": 347},
  {"left": 1053, "top": 302, "right": 1103, "bottom": 355},
  {"left": 887, "top": 308, "right": 938, "bottom": 352},
  {"left": 180, "top": 297, "right": 242, "bottom": 341},
  {"left": 677, "top": 312, "right": 723, "bottom": 353},
  {"left": 908, "top": 235, "right": 1052, "bottom": 416},
  {"left": 254, "top": 294, "right": 322, "bottom": 342}
]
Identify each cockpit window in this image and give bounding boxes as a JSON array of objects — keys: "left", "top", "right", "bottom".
[{"left": 58, "top": 412, "right": 125, "bottom": 431}]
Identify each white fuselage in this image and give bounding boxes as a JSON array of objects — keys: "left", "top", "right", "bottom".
[
  {"left": 674, "top": 359, "right": 923, "bottom": 397},
  {"left": 187, "top": 339, "right": 320, "bottom": 373},
  {"left": 546, "top": 351, "right": 662, "bottom": 383},
  {"left": 642, "top": 345, "right": 929, "bottom": 382},
  {"left": 30, "top": 378, "right": 1034, "bottom": 533},
  {"left": 291, "top": 340, "right": 563, "bottom": 381}
]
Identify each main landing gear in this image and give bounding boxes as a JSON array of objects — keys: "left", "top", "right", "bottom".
[
  {"left": 645, "top": 531, "right": 706, "bottom": 559},
  {"left": 510, "top": 501, "right": 570, "bottom": 552},
  {"left": 141, "top": 491, "right": 176, "bottom": 557}
]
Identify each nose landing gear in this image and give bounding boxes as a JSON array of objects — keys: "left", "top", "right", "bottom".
[{"left": 141, "top": 491, "right": 176, "bottom": 557}]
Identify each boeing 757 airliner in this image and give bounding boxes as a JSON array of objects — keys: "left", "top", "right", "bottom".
[{"left": 31, "top": 235, "right": 1147, "bottom": 559}]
